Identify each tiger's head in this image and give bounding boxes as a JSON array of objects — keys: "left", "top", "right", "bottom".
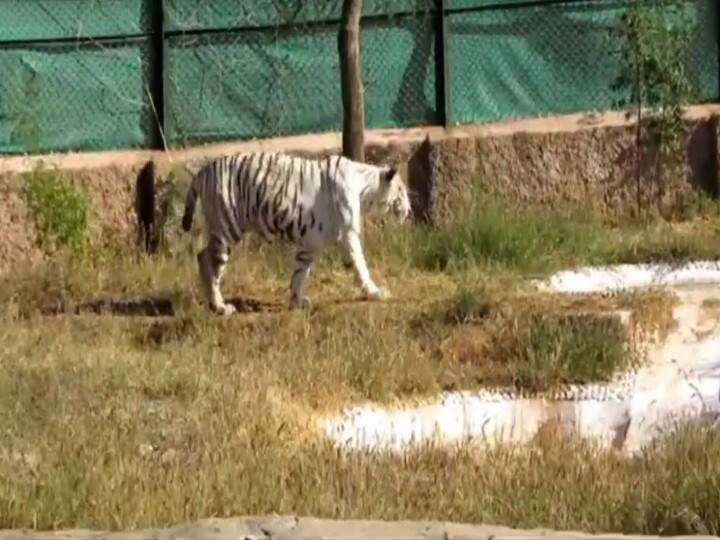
[{"left": 375, "top": 167, "right": 412, "bottom": 222}]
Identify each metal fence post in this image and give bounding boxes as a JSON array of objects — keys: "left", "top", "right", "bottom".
[
  {"left": 716, "top": 0, "right": 720, "bottom": 102},
  {"left": 435, "top": 0, "right": 450, "bottom": 127},
  {"left": 150, "top": 0, "right": 166, "bottom": 150}
]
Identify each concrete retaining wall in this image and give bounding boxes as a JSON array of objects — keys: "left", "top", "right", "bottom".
[{"left": 0, "top": 516, "right": 716, "bottom": 540}]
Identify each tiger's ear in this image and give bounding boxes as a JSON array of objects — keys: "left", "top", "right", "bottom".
[{"left": 383, "top": 167, "right": 397, "bottom": 183}]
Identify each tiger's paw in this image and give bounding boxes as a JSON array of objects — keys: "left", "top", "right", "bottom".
[
  {"left": 289, "top": 295, "right": 312, "bottom": 311},
  {"left": 365, "top": 287, "right": 391, "bottom": 301},
  {"left": 212, "top": 302, "right": 237, "bottom": 316}
]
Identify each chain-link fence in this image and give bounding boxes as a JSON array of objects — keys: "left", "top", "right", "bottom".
[
  {"left": 0, "top": 0, "right": 717, "bottom": 154},
  {"left": 446, "top": 0, "right": 718, "bottom": 125},
  {"left": 0, "top": 0, "right": 159, "bottom": 154},
  {"left": 163, "top": 0, "right": 439, "bottom": 147}
]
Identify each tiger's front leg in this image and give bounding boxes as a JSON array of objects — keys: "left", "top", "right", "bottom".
[
  {"left": 289, "top": 248, "right": 316, "bottom": 310},
  {"left": 197, "top": 236, "right": 237, "bottom": 316},
  {"left": 341, "top": 231, "right": 390, "bottom": 301}
]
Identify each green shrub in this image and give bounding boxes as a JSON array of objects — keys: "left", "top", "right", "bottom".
[{"left": 22, "top": 165, "right": 88, "bottom": 253}]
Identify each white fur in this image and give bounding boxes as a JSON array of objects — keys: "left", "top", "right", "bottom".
[{"left": 182, "top": 153, "right": 412, "bottom": 313}]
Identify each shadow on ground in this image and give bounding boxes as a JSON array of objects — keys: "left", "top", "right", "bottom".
[{"left": 39, "top": 295, "right": 281, "bottom": 318}]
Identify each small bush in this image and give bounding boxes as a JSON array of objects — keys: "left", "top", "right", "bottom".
[
  {"left": 497, "top": 313, "right": 632, "bottom": 391},
  {"left": 22, "top": 165, "right": 88, "bottom": 253},
  {"left": 609, "top": 0, "right": 697, "bottom": 216},
  {"left": 423, "top": 291, "right": 645, "bottom": 393}
]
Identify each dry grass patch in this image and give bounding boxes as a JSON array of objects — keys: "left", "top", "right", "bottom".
[
  {"left": 0, "top": 191, "right": 716, "bottom": 533},
  {"left": 1, "top": 365, "right": 718, "bottom": 538},
  {"left": 418, "top": 287, "right": 675, "bottom": 393},
  {"left": 0, "top": 246, "right": 670, "bottom": 404}
]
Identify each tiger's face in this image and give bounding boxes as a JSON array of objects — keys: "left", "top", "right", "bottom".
[{"left": 379, "top": 167, "right": 412, "bottom": 222}]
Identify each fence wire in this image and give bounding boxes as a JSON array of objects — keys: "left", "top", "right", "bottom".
[
  {"left": 0, "top": 1, "right": 157, "bottom": 154},
  {"left": 0, "top": 0, "right": 717, "bottom": 154},
  {"left": 447, "top": 0, "right": 718, "bottom": 125},
  {"left": 164, "top": 0, "right": 439, "bottom": 147}
]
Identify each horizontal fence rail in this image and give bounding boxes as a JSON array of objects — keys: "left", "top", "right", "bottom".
[{"left": 0, "top": 0, "right": 717, "bottom": 155}]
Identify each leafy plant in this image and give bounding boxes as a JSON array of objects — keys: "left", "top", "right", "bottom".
[
  {"left": 22, "top": 164, "right": 88, "bottom": 253},
  {"left": 609, "top": 0, "right": 698, "bottom": 217}
]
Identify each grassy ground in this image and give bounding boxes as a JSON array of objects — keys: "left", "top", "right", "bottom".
[
  {"left": 1, "top": 194, "right": 719, "bottom": 532},
  {"left": 382, "top": 196, "right": 720, "bottom": 274}
]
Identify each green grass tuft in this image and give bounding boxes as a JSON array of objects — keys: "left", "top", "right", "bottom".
[
  {"left": 443, "top": 287, "right": 493, "bottom": 324},
  {"left": 374, "top": 195, "right": 720, "bottom": 277}
]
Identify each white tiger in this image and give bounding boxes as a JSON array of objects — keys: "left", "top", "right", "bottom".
[{"left": 181, "top": 151, "right": 412, "bottom": 314}]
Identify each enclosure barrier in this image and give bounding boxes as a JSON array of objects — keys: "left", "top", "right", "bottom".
[
  {"left": 0, "top": 515, "right": 717, "bottom": 540},
  {"left": 0, "top": 0, "right": 718, "bottom": 155}
]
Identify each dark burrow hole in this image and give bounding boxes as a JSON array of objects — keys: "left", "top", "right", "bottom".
[{"left": 41, "top": 296, "right": 175, "bottom": 317}]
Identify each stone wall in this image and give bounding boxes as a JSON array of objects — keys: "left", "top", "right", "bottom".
[{"left": 423, "top": 115, "right": 720, "bottom": 224}]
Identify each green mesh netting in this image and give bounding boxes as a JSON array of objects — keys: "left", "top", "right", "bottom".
[
  {"left": 0, "top": 0, "right": 717, "bottom": 154},
  {"left": 0, "top": 0, "right": 157, "bottom": 154},
  {"left": 0, "top": 0, "right": 153, "bottom": 42},
  {"left": 0, "top": 39, "right": 156, "bottom": 154},
  {"left": 165, "top": 9, "right": 439, "bottom": 146},
  {"left": 446, "top": 0, "right": 718, "bottom": 125},
  {"left": 164, "top": 0, "right": 434, "bottom": 30}
]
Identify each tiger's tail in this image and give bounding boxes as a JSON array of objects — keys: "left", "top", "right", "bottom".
[{"left": 181, "top": 167, "right": 203, "bottom": 233}]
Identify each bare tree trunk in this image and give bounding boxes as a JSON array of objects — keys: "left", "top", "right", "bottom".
[{"left": 339, "top": 0, "right": 365, "bottom": 162}]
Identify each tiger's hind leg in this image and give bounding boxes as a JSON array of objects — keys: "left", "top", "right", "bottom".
[
  {"left": 289, "top": 248, "right": 316, "bottom": 310},
  {"left": 197, "top": 235, "right": 237, "bottom": 316}
]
